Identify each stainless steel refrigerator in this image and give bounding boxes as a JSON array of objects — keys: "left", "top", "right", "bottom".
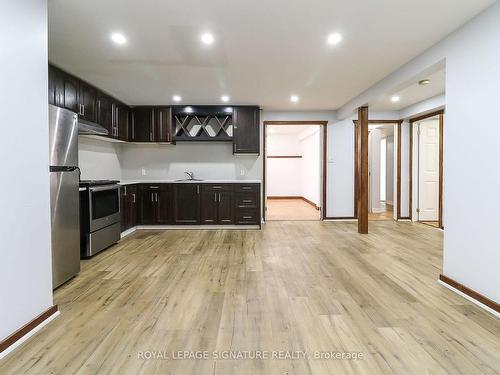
[{"left": 48, "top": 105, "right": 80, "bottom": 288}]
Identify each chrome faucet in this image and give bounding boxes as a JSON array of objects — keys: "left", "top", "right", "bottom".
[{"left": 184, "top": 171, "right": 195, "bottom": 180}]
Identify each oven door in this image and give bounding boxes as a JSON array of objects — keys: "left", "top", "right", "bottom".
[{"left": 89, "top": 184, "right": 120, "bottom": 232}]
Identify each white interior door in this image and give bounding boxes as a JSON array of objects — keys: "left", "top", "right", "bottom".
[{"left": 417, "top": 120, "right": 439, "bottom": 221}]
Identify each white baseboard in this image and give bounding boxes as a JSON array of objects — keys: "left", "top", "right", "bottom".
[
  {"left": 437, "top": 280, "right": 500, "bottom": 319},
  {"left": 0, "top": 311, "right": 60, "bottom": 360},
  {"left": 121, "top": 225, "right": 260, "bottom": 237},
  {"left": 120, "top": 227, "right": 137, "bottom": 238}
]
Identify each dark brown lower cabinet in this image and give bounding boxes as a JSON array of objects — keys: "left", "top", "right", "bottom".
[
  {"left": 200, "top": 184, "right": 234, "bottom": 224},
  {"left": 121, "top": 183, "right": 259, "bottom": 231},
  {"left": 173, "top": 184, "right": 200, "bottom": 224},
  {"left": 200, "top": 190, "right": 218, "bottom": 224},
  {"left": 141, "top": 184, "right": 171, "bottom": 224},
  {"left": 156, "top": 186, "right": 171, "bottom": 224},
  {"left": 121, "top": 184, "right": 138, "bottom": 231},
  {"left": 218, "top": 191, "right": 235, "bottom": 224}
]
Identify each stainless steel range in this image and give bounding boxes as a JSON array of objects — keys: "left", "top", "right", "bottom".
[{"left": 79, "top": 180, "right": 121, "bottom": 257}]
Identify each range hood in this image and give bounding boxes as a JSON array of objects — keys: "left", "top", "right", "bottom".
[{"left": 78, "top": 118, "right": 108, "bottom": 136}]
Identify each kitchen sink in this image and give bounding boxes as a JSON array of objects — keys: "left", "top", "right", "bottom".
[{"left": 174, "top": 178, "right": 204, "bottom": 182}]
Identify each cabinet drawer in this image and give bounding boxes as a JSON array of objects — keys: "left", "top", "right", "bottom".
[
  {"left": 142, "top": 184, "right": 169, "bottom": 191},
  {"left": 235, "top": 183, "right": 259, "bottom": 192},
  {"left": 235, "top": 192, "right": 259, "bottom": 208},
  {"left": 235, "top": 209, "right": 260, "bottom": 225},
  {"left": 202, "top": 184, "right": 233, "bottom": 192}
]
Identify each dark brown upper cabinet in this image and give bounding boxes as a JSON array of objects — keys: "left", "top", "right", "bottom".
[
  {"left": 96, "top": 93, "right": 114, "bottom": 135},
  {"left": 78, "top": 82, "right": 97, "bottom": 122},
  {"left": 130, "top": 106, "right": 155, "bottom": 142},
  {"left": 97, "top": 93, "right": 129, "bottom": 140},
  {"left": 156, "top": 107, "right": 172, "bottom": 143},
  {"left": 48, "top": 65, "right": 64, "bottom": 106},
  {"left": 116, "top": 103, "right": 129, "bottom": 141},
  {"left": 233, "top": 106, "right": 260, "bottom": 154},
  {"left": 130, "top": 106, "right": 172, "bottom": 143},
  {"left": 62, "top": 73, "right": 80, "bottom": 114},
  {"left": 173, "top": 184, "right": 200, "bottom": 224}
]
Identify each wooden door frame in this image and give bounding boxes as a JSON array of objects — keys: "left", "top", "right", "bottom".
[
  {"left": 262, "top": 120, "right": 328, "bottom": 221},
  {"left": 409, "top": 110, "right": 444, "bottom": 228},
  {"left": 353, "top": 119, "right": 403, "bottom": 221}
]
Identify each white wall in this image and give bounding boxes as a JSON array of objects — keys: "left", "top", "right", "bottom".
[
  {"left": 443, "top": 3, "right": 500, "bottom": 302},
  {"left": 386, "top": 135, "right": 394, "bottom": 205},
  {"left": 337, "top": 2, "right": 500, "bottom": 303},
  {"left": 0, "top": 0, "right": 54, "bottom": 343},
  {"left": 325, "top": 117, "right": 355, "bottom": 217},
  {"left": 369, "top": 129, "right": 382, "bottom": 212},
  {"left": 399, "top": 121, "right": 411, "bottom": 218},
  {"left": 119, "top": 143, "right": 261, "bottom": 181},
  {"left": 266, "top": 134, "right": 302, "bottom": 197},
  {"left": 299, "top": 127, "right": 321, "bottom": 206},
  {"left": 78, "top": 138, "right": 122, "bottom": 180}
]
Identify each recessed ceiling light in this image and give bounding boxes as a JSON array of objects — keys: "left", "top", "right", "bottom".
[
  {"left": 391, "top": 96, "right": 401, "bottom": 103},
  {"left": 173, "top": 95, "right": 182, "bottom": 102},
  {"left": 327, "top": 32, "right": 343, "bottom": 46},
  {"left": 419, "top": 79, "right": 431, "bottom": 86},
  {"left": 111, "top": 33, "right": 127, "bottom": 45},
  {"left": 290, "top": 95, "right": 299, "bottom": 103},
  {"left": 221, "top": 95, "right": 230, "bottom": 102},
  {"left": 201, "top": 32, "right": 215, "bottom": 45}
]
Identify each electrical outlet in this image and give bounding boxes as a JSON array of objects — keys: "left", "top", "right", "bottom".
[
  {"left": 141, "top": 168, "right": 146, "bottom": 176},
  {"left": 240, "top": 169, "right": 245, "bottom": 176}
]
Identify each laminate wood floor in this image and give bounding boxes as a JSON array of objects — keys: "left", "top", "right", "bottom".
[
  {"left": 267, "top": 198, "right": 320, "bottom": 221},
  {"left": 1, "top": 222, "right": 499, "bottom": 374}
]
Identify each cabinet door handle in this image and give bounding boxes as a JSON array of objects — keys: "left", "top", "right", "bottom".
[
  {"left": 132, "top": 113, "right": 135, "bottom": 139},
  {"left": 151, "top": 108, "right": 155, "bottom": 142},
  {"left": 214, "top": 192, "right": 217, "bottom": 202},
  {"left": 242, "top": 186, "right": 252, "bottom": 190},
  {"left": 197, "top": 185, "right": 200, "bottom": 194},
  {"left": 159, "top": 111, "right": 163, "bottom": 140},
  {"left": 82, "top": 104, "right": 85, "bottom": 117},
  {"left": 151, "top": 193, "right": 154, "bottom": 202},
  {"left": 155, "top": 192, "right": 158, "bottom": 202},
  {"left": 243, "top": 216, "right": 252, "bottom": 219},
  {"left": 149, "top": 186, "right": 159, "bottom": 189},
  {"left": 218, "top": 192, "right": 221, "bottom": 202},
  {"left": 132, "top": 193, "right": 136, "bottom": 203},
  {"left": 242, "top": 199, "right": 252, "bottom": 203}
]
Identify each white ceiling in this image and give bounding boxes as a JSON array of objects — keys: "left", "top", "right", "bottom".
[
  {"left": 371, "top": 69, "right": 446, "bottom": 111},
  {"left": 48, "top": 0, "right": 494, "bottom": 110}
]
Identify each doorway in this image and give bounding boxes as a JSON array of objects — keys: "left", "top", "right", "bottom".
[
  {"left": 263, "top": 121, "right": 327, "bottom": 221},
  {"left": 368, "top": 123, "right": 397, "bottom": 221},
  {"left": 411, "top": 112, "right": 444, "bottom": 228}
]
